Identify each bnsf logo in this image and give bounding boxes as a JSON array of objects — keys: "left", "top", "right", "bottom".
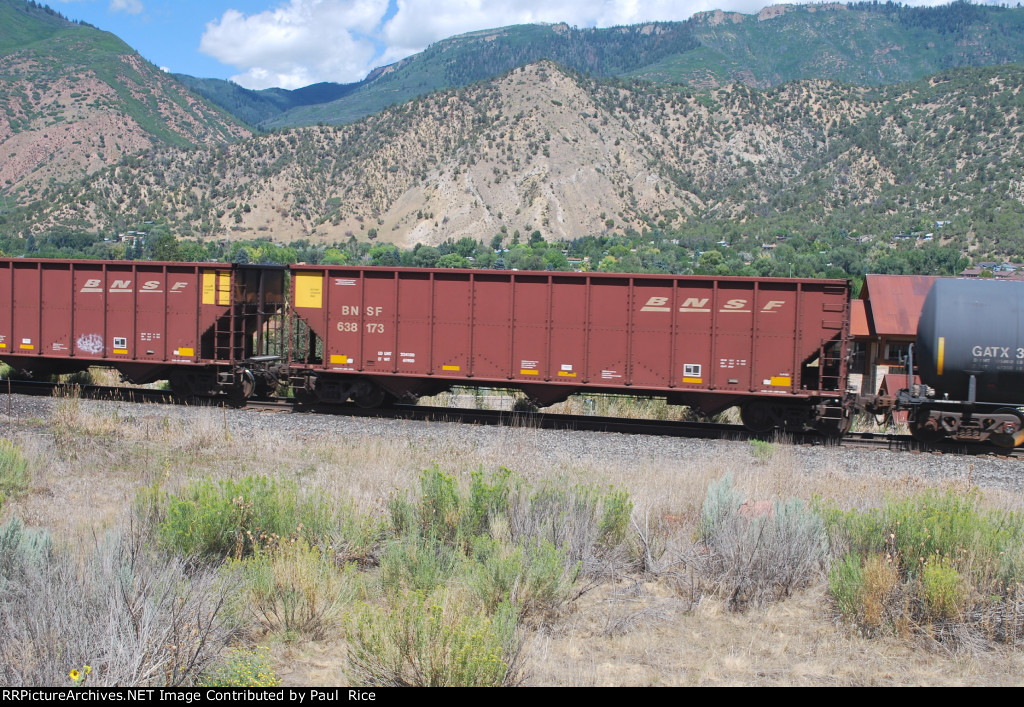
[
  {"left": 80, "top": 279, "right": 190, "bottom": 294},
  {"left": 641, "top": 297, "right": 786, "bottom": 313}
]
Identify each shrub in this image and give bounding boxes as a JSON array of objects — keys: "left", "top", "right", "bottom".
[
  {"left": 228, "top": 540, "right": 357, "bottom": 640},
  {"left": 507, "top": 481, "right": 635, "bottom": 575},
  {"left": 921, "top": 560, "right": 966, "bottom": 620},
  {"left": 692, "top": 474, "right": 828, "bottom": 609},
  {"left": 821, "top": 488, "right": 1024, "bottom": 582},
  {"left": 322, "top": 499, "right": 386, "bottom": 566},
  {"left": 153, "top": 475, "right": 333, "bottom": 559},
  {"left": 828, "top": 553, "right": 906, "bottom": 634},
  {"left": 822, "top": 488, "right": 1024, "bottom": 643},
  {"left": 0, "top": 439, "right": 30, "bottom": 499},
  {"left": 382, "top": 467, "right": 633, "bottom": 625},
  {"left": 0, "top": 518, "right": 234, "bottom": 686},
  {"left": 467, "top": 535, "right": 579, "bottom": 615},
  {"left": 345, "top": 589, "right": 522, "bottom": 687},
  {"left": 598, "top": 487, "right": 633, "bottom": 548},
  {"left": 462, "top": 467, "right": 514, "bottom": 539},
  {"left": 380, "top": 534, "right": 463, "bottom": 595}
]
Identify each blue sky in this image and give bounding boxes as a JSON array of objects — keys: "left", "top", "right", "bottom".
[{"left": 50, "top": 0, "right": 978, "bottom": 90}]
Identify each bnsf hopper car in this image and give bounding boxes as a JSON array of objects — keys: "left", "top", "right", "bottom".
[
  {"left": 900, "top": 278, "right": 1024, "bottom": 447},
  {"left": 286, "top": 267, "right": 853, "bottom": 433},
  {"left": 0, "top": 259, "right": 286, "bottom": 400}
]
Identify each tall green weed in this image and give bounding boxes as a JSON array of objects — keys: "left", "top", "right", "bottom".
[
  {"left": 821, "top": 488, "right": 1024, "bottom": 643},
  {"left": 151, "top": 475, "right": 333, "bottom": 559},
  {"left": 346, "top": 589, "right": 521, "bottom": 687}
]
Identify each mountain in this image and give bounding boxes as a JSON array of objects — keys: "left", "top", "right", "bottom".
[
  {"left": 182, "top": 2, "right": 1024, "bottom": 129},
  {"left": 0, "top": 0, "right": 249, "bottom": 203},
  {"left": 13, "top": 61, "right": 1024, "bottom": 260},
  {"left": 173, "top": 75, "right": 366, "bottom": 128}
]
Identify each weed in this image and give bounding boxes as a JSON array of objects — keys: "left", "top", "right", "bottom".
[
  {"left": 749, "top": 439, "right": 775, "bottom": 463},
  {"left": 152, "top": 475, "right": 333, "bottom": 559},
  {"left": 229, "top": 540, "right": 358, "bottom": 640},
  {"left": 201, "top": 646, "right": 281, "bottom": 688},
  {"left": 345, "top": 589, "right": 522, "bottom": 687},
  {"left": 0, "top": 439, "right": 30, "bottom": 499}
]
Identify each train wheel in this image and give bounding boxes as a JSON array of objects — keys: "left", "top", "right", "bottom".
[
  {"left": 353, "top": 384, "right": 387, "bottom": 409},
  {"left": 227, "top": 369, "right": 256, "bottom": 403},
  {"left": 990, "top": 408, "right": 1024, "bottom": 449},
  {"left": 740, "top": 401, "right": 776, "bottom": 434},
  {"left": 909, "top": 417, "right": 944, "bottom": 445},
  {"left": 816, "top": 411, "right": 853, "bottom": 437}
]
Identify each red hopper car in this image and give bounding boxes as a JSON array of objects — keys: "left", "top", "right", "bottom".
[
  {"left": 0, "top": 258, "right": 286, "bottom": 399},
  {"left": 0, "top": 259, "right": 851, "bottom": 432},
  {"left": 287, "top": 267, "right": 852, "bottom": 432}
]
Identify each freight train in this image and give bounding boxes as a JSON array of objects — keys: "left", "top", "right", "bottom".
[{"left": 0, "top": 258, "right": 1019, "bottom": 447}]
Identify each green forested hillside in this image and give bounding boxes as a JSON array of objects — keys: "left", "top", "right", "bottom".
[{"left": 193, "top": 2, "right": 1024, "bottom": 129}]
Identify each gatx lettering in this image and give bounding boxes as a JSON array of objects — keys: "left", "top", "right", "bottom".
[{"left": 972, "top": 345, "right": 1023, "bottom": 359}]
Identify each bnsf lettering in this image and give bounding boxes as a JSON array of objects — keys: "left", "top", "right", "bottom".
[
  {"left": 679, "top": 297, "right": 711, "bottom": 312},
  {"left": 641, "top": 296, "right": 670, "bottom": 312},
  {"left": 80, "top": 279, "right": 190, "bottom": 293},
  {"left": 642, "top": 297, "right": 788, "bottom": 314},
  {"left": 340, "top": 306, "right": 384, "bottom": 316}
]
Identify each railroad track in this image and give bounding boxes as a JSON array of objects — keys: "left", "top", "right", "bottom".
[{"left": 2, "top": 378, "right": 1019, "bottom": 458}]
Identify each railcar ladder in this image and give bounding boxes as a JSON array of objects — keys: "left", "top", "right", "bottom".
[
  {"left": 208, "top": 269, "right": 288, "bottom": 364},
  {"left": 208, "top": 273, "right": 253, "bottom": 364}
]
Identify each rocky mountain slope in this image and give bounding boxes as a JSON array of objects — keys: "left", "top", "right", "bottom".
[{"left": 16, "top": 60, "right": 1024, "bottom": 252}]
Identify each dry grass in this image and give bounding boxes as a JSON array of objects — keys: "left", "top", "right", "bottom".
[{"left": 1, "top": 396, "right": 1023, "bottom": 686}]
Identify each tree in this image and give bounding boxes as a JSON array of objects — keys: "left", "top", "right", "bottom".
[
  {"left": 437, "top": 253, "right": 471, "bottom": 268},
  {"left": 150, "top": 231, "right": 182, "bottom": 261},
  {"left": 412, "top": 246, "right": 441, "bottom": 268}
]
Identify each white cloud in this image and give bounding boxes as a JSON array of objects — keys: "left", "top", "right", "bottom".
[
  {"left": 379, "top": 0, "right": 715, "bottom": 51},
  {"left": 109, "top": 0, "right": 144, "bottom": 14},
  {"left": 200, "top": 0, "right": 389, "bottom": 89},
  {"left": 199, "top": 0, "right": 1010, "bottom": 89}
]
